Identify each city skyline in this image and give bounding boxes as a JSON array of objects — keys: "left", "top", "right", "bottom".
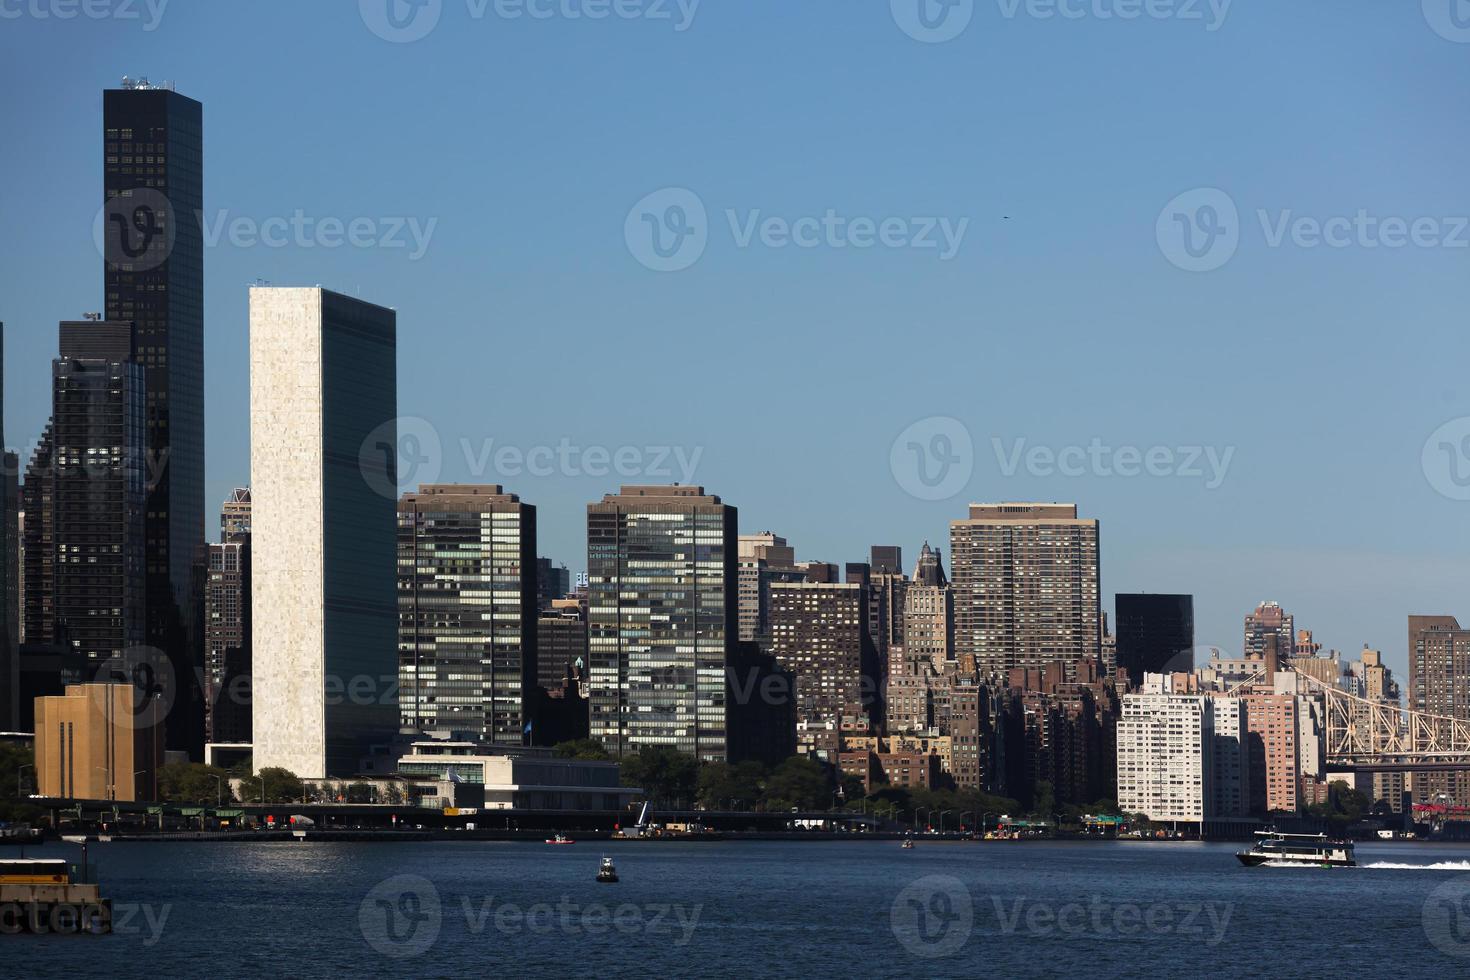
[{"left": 3, "top": 5, "right": 1469, "bottom": 688}]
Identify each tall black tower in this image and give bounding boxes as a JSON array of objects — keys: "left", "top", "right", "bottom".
[{"left": 102, "top": 80, "right": 205, "bottom": 756}]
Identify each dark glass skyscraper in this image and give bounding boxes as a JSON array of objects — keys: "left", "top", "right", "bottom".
[
  {"left": 0, "top": 323, "right": 11, "bottom": 731},
  {"left": 1114, "top": 593, "right": 1195, "bottom": 686},
  {"left": 102, "top": 80, "right": 205, "bottom": 753},
  {"left": 51, "top": 319, "right": 148, "bottom": 662}
]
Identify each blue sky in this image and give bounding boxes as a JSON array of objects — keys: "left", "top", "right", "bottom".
[{"left": 2, "top": 1, "right": 1469, "bottom": 678}]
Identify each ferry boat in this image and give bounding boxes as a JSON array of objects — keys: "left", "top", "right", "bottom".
[
  {"left": 1236, "top": 831, "right": 1355, "bottom": 868},
  {"left": 0, "top": 859, "right": 112, "bottom": 933},
  {"left": 545, "top": 834, "right": 575, "bottom": 845},
  {"left": 596, "top": 857, "right": 619, "bottom": 883}
]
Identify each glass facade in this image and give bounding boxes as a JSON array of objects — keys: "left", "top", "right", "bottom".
[
  {"left": 587, "top": 487, "right": 736, "bottom": 762},
  {"left": 102, "top": 85, "right": 206, "bottom": 754},
  {"left": 398, "top": 486, "right": 538, "bottom": 746}
]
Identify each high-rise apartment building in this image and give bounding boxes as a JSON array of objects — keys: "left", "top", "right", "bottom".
[
  {"left": 1409, "top": 615, "right": 1470, "bottom": 806},
  {"left": 950, "top": 503, "right": 1101, "bottom": 677},
  {"left": 736, "top": 532, "right": 800, "bottom": 646},
  {"left": 1244, "top": 601, "right": 1294, "bottom": 661},
  {"left": 1117, "top": 677, "right": 1248, "bottom": 823},
  {"left": 205, "top": 489, "right": 251, "bottom": 745},
  {"left": 1115, "top": 593, "right": 1195, "bottom": 687},
  {"left": 901, "top": 543, "right": 952, "bottom": 673},
  {"left": 769, "top": 581, "right": 882, "bottom": 745},
  {"left": 103, "top": 80, "right": 206, "bottom": 757},
  {"left": 587, "top": 485, "right": 737, "bottom": 762},
  {"left": 250, "top": 287, "right": 398, "bottom": 778},
  {"left": 398, "top": 485, "right": 538, "bottom": 745}
]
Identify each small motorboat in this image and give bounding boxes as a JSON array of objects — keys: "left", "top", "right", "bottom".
[
  {"left": 901, "top": 837, "right": 915, "bottom": 850},
  {"left": 597, "top": 857, "right": 619, "bottom": 883},
  {"left": 545, "top": 834, "right": 575, "bottom": 845}
]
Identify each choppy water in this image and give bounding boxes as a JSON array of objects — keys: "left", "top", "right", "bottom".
[{"left": 9, "top": 838, "right": 1470, "bottom": 977}]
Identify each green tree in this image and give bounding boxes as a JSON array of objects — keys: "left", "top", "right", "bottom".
[
  {"left": 697, "top": 760, "right": 766, "bottom": 810},
  {"left": 244, "top": 767, "right": 303, "bottom": 805},
  {"left": 157, "top": 763, "right": 235, "bottom": 805},
  {"left": 0, "top": 743, "right": 43, "bottom": 823},
  {"left": 763, "top": 756, "right": 832, "bottom": 811},
  {"left": 621, "top": 747, "right": 698, "bottom": 806},
  {"left": 553, "top": 739, "right": 612, "bottom": 761}
]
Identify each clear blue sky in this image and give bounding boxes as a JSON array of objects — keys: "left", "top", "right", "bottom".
[{"left": 3, "top": 1, "right": 1468, "bottom": 679}]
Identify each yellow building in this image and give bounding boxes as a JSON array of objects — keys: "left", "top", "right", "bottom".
[{"left": 34, "top": 684, "right": 163, "bottom": 802}]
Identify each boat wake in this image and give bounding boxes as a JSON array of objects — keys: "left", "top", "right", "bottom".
[{"left": 1361, "top": 860, "right": 1470, "bottom": 871}]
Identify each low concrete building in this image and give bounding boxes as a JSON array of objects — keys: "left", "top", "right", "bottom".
[
  {"left": 396, "top": 740, "right": 639, "bottom": 811},
  {"left": 34, "top": 683, "right": 163, "bottom": 801}
]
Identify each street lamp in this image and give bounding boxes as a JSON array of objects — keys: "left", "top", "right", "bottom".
[
  {"left": 209, "top": 773, "right": 223, "bottom": 808},
  {"left": 915, "top": 806, "right": 929, "bottom": 832},
  {"left": 17, "top": 763, "right": 33, "bottom": 798},
  {"left": 92, "top": 766, "right": 115, "bottom": 802},
  {"left": 959, "top": 811, "right": 974, "bottom": 834},
  {"left": 938, "top": 810, "right": 953, "bottom": 834}
]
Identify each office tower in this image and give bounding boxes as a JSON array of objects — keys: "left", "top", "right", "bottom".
[
  {"left": 537, "top": 600, "right": 588, "bottom": 694},
  {"left": 769, "top": 581, "right": 882, "bottom": 746},
  {"left": 34, "top": 683, "right": 163, "bottom": 801},
  {"left": 870, "top": 546, "right": 903, "bottom": 577},
  {"left": 250, "top": 286, "right": 397, "bottom": 778},
  {"left": 103, "top": 79, "right": 206, "bottom": 757},
  {"left": 535, "top": 558, "right": 570, "bottom": 611},
  {"left": 21, "top": 426, "right": 55, "bottom": 647},
  {"left": 901, "top": 542, "right": 952, "bottom": 673},
  {"left": 1244, "top": 601, "right": 1294, "bottom": 660},
  {"left": 1114, "top": 594, "right": 1195, "bottom": 687},
  {"left": 221, "top": 488, "right": 251, "bottom": 539},
  {"left": 949, "top": 503, "right": 1101, "bottom": 677},
  {"left": 1409, "top": 615, "right": 1470, "bottom": 806},
  {"left": 736, "top": 532, "right": 800, "bottom": 646},
  {"left": 0, "top": 324, "right": 10, "bottom": 731},
  {"left": 205, "top": 489, "right": 251, "bottom": 745},
  {"left": 398, "top": 485, "right": 538, "bottom": 745},
  {"left": 51, "top": 319, "right": 148, "bottom": 663},
  {"left": 587, "top": 485, "right": 737, "bottom": 762}
]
